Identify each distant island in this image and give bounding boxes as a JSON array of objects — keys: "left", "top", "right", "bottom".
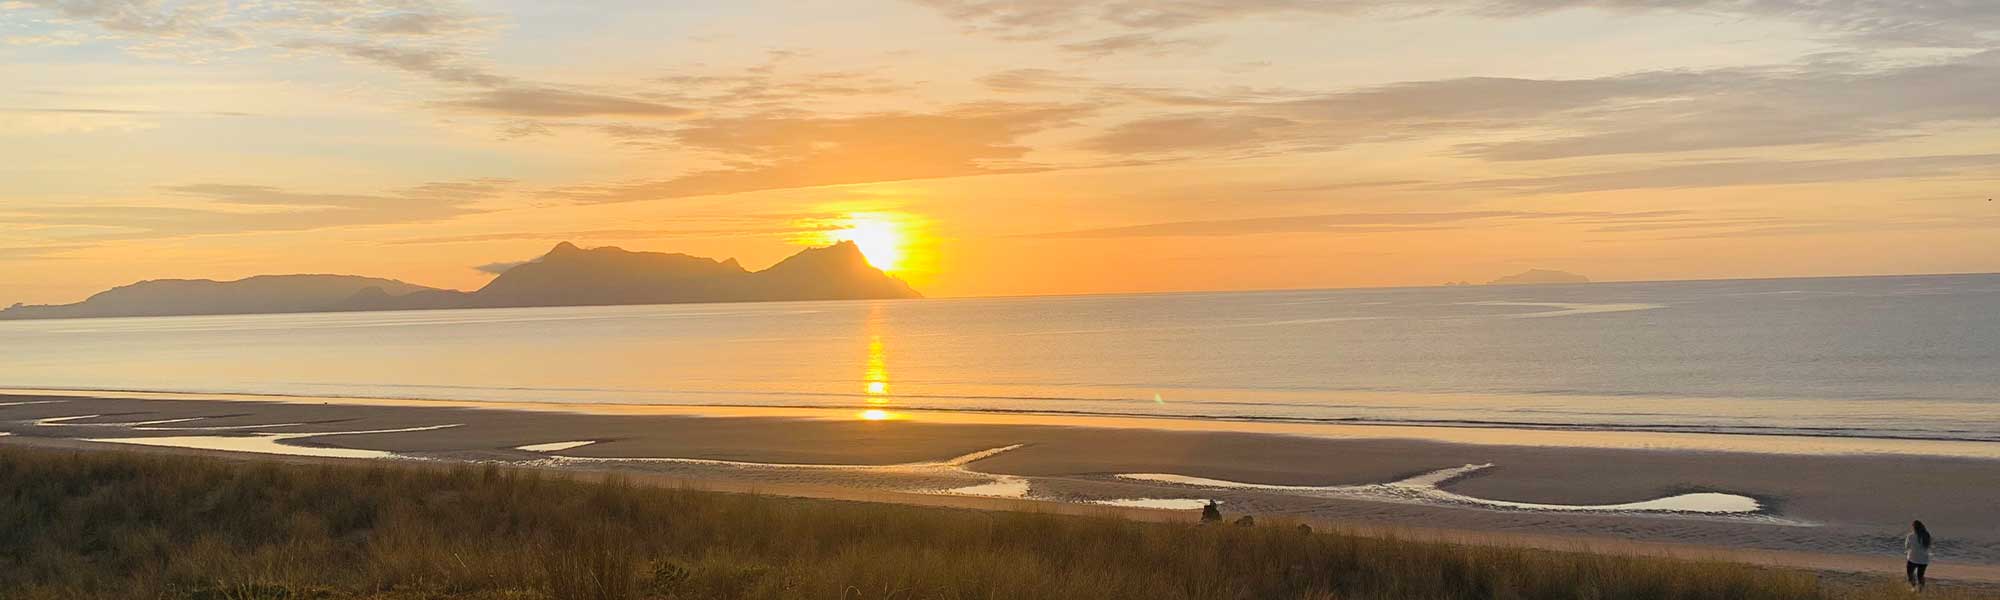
[
  {"left": 0, "top": 241, "right": 920, "bottom": 321},
  {"left": 1486, "top": 269, "right": 1591, "bottom": 286}
]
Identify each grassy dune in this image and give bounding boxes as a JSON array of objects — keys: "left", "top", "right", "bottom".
[{"left": 0, "top": 446, "right": 1981, "bottom": 600}]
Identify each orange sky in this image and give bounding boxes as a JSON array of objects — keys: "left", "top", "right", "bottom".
[{"left": 3, "top": 1, "right": 1997, "bottom": 304}]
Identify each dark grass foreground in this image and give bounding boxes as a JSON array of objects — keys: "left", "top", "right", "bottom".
[{"left": 0, "top": 447, "right": 1978, "bottom": 600}]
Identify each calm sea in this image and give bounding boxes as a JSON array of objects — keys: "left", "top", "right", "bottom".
[{"left": 3, "top": 274, "right": 1996, "bottom": 442}]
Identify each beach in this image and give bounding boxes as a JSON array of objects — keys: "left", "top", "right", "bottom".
[{"left": 6, "top": 390, "right": 1996, "bottom": 586}]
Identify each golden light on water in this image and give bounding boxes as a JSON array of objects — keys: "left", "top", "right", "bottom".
[
  {"left": 858, "top": 300, "right": 896, "bottom": 416},
  {"left": 865, "top": 335, "right": 890, "bottom": 402}
]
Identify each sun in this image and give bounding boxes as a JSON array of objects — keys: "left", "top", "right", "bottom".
[
  {"left": 828, "top": 213, "right": 907, "bottom": 272},
  {"left": 795, "top": 211, "right": 924, "bottom": 274}
]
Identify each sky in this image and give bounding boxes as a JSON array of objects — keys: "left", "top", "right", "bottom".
[{"left": 2, "top": 0, "right": 1997, "bottom": 304}]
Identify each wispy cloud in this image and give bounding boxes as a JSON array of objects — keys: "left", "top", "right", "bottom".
[
  {"left": 1440, "top": 153, "right": 2000, "bottom": 194},
  {"left": 1023, "top": 210, "right": 1694, "bottom": 238},
  {"left": 281, "top": 39, "right": 509, "bottom": 87},
  {"left": 0, "top": 244, "right": 91, "bottom": 261},
  {"left": 472, "top": 260, "right": 527, "bottom": 275},
  {"left": 979, "top": 68, "right": 1271, "bottom": 107},
  {"left": 16, "top": 0, "right": 242, "bottom": 42},
  {"left": 0, "top": 179, "right": 516, "bottom": 240},
  {"left": 438, "top": 87, "right": 695, "bottom": 119},
  {"left": 0, "top": 106, "right": 252, "bottom": 117},
  {"left": 1268, "top": 179, "right": 1425, "bottom": 192},
  {"left": 911, "top": 0, "right": 2000, "bottom": 54},
  {"left": 1058, "top": 32, "right": 1212, "bottom": 57},
  {"left": 1053, "top": 50, "right": 2000, "bottom": 166},
  {"left": 15, "top": 1, "right": 697, "bottom": 125},
  {"left": 388, "top": 222, "right": 838, "bottom": 246},
  {"left": 1663, "top": 213, "right": 2000, "bottom": 240},
  {"left": 1083, "top": 113, "right": 1293, "bottom": 154},
  {"left": 649, "top": 62, "right": 912, "bottom": 109},
  {"left": 1453, "top": 51, "right": 2000, "bottom": 161},
  {"left": 548, "top": 104, "right": 1093, "bottom": 203}
]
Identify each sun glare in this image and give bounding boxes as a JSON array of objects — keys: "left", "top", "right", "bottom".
[
  {"left": 859, "top": 409, "right": 892, "bottom": 421},
  {"left": 828, "top": 213, "right": 908, "bottom": 272}
]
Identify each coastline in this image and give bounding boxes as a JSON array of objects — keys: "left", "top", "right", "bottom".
[
  {"left": 4, "top": 390, "right": 1998, "bottom": 584},
  {"left": 12, "top": 387, "right": 2000, "bottom": 459}
]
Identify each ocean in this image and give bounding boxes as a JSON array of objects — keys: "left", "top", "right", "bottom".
[{"left": 3, "top": 273, "right": 1996, "bottom": 443}]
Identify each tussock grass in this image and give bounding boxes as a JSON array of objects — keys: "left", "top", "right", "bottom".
[{"left": 0, "top": 446, "right": 1983, "bottom": 599}]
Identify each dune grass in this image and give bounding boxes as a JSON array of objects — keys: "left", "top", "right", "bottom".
[{"left": 0, "top": 446, "right": 1984, "bottom": 600}]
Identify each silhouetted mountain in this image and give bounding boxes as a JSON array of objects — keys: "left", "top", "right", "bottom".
[
  {"left": 393, "top": 241, "right": 919, "bottom": 309},
  {"left": 2, "top": 243, "right": 921, "bottom": 320},
  {"left": 464, "top": 242, "right": 753, "bottom": 308},
  {"left": 0, "top": 275, "right": 437, "bottom": 320},
  {"left": 1487, "top": 269, "right": 1591, "bottom": 286},
  {"left": 743, "top": 242, "right": 922, "bottom": 301}
]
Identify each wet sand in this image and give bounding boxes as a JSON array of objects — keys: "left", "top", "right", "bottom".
[{"left": 5, "top": 392, "right": 1998, "bottom": 584}]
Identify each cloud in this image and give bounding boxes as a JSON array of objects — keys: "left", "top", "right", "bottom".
[
  {"left": 1439, "top": 153, "right": 2000, "bottom": 194},
  {"left": 1059, "top": 33, "right": 1212, "bottom": 57},
  {"left": 1279, "top": 74, "right": 1695, "bottom": 122},
  {"left": 389, "top": 222, "right": 835, "bottom": 245},
  {"left": 1487, "top": 0, "right": 2000, "bottom": 48},
  {"left": 0, "top": 107, "right": 252, "bottom": 117},
  {"left": 1083, "top": 113, "right": 1294, "bottom": 154},
  {"left": 387, "top": 210, "right": 858, "bottom": 247},
  {"left": 16, "top": 0, "right": 240, "bottom": 42},
  {"left": 14, "top": 0, "right": 494, "bottom": 60},
  {"left": 14, "top": 1, "right": 697, "bottom": 127},
  {"left": 438, "top": 87, "right": 696, "bottom": 119},
  {"left": 1453, "top": 51, "right": 2000, "bottom": 161},
  {"left": 1067, "top": 50, "right": 2000, "bottom": 163},
  {"left": 1583, "top": 217, "right": 1786, "bottom": 233},
  {"left": 979, "top": 68, "right": 1262, "bottom": 107},
  {"left": 649, "top": 66, "right": 911, "bottom": 109},
  {"left": 908, "top": 0, "right": 1339, "bottom": 42},
  {"left": 3, "top": 31, "right": 90, "bottom": 46},
  {"left": 1660, "top": 213, "right": 2000, "bottom": 240},
  {"left": 0, "top": 244, "right": 91, "bottom": 261},
  {"left": 1269, "top": 179, "right": 1425, "bottom": 192},
  {"left": 1014, "top": 72, "right": 1718, "bottom": 158},
  {"left": 911, "top": 0, "right": 2000, "bottom": 53},
  {"left": 1023, "top": 210, "right": 1695, "bottom": 238},
  {"left": 475, "top": 54, "right": 919, "bottom": 135},
  {"left": 979, "top": 68, "right": 1092, "bottom": 92},
  {"left": 549, "top": 104, "right": 1092, "bottom": 203},
  {"left": 12, "top": 0, "right": 515, "bottom": 91},
  {"left": 0, "top": 178, "right": 515, "bottom": 240},
  {"left": 282, "top": 39, "right": 509, "bottom": 87},
  {"left": 473, "top": 260, "right": 527, "bottom": 275},
  {"left": 350, "top": 10, "right": 484, "bottom": 36},
  {"left": 1027, "top": 212, "right": 1505, "bottom": 238},
  {"left": 907, "top": 0, "right": 1109, "bottom": 39}
]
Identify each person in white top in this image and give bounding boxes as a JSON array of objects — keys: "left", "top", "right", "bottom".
[{"left": 1906, "top": 520, "right": 1933, "bottom": 592}]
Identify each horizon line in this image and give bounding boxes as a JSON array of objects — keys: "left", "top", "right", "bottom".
[{"left": 9, "top": 268, "right": 1994, "bottom": 314}]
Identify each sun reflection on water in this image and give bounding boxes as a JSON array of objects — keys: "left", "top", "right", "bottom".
[{"left": 865, "top": 335, "right": 889, "bottom": 402}]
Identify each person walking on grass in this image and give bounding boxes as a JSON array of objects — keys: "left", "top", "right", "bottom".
[{"left": 1907, "top": 520, "right": 1933, "bottom": 592}]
